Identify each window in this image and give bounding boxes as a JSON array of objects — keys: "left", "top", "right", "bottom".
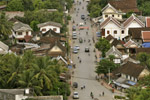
[
  {"left": 105, "top": 15, "right": 108, "bottom": 18},
  {"left": 42, "top": 28, "right": 46, "bottom": 31},
  {"left": 26, "top": 32, "right": 28, "bottom": 35},
  {"left": 118, "top": 15, "right": 120, "bottom": 17},
  {"left": 112, "top": 15, "right": 114, "bottom": 17},
  {"left": 121, "top": 30, "right": 124, "bottom": 34},
  {"left": 53, "top": 28, "right": 57, "bottom": 32},
  {"left": 114, "top": 30, "right": 117, "bottom": 34},
  {"left": 126, "top": 75, "right": 128, "bottom": 79},
  {"left": 107, "top": 31, "right": 110, "bottom": 34},
  {"left": 18, "top": 32, "right": 22, "bottom": 35}
]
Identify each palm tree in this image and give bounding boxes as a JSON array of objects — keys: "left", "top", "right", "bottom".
[
  {"left": 32, "top": 56, "right": 58, "bottom": 95},
  {"left": 0, "top": 12, "right": 13, "bottom": 40}
]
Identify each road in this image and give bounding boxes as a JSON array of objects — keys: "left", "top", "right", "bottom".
[{"left": 69, "top": 0, "right": 116, "bottom": 100}]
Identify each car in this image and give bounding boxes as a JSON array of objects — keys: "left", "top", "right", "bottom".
[
  {"left": 85, "top": 47, "right": 90, "bottom": 52},
  {"left": 72, "top": 32, "right": 77, "bottom": 39},
  {"left": 73, "top": 92, "right": 79, "bottom": 99},
  {"left": 73, "top": 82, "right": 78, "bottom": 88},
  {"left": 73, "top": 48, "right": 78, "bottom": 54},
  {"left": 72, "top": 26, "right": 76, "bottom": 31},
  {"left": 74, "top": 45, "right": 80, "bottom": 50},
  {"left": 81, "top": 15, "right": 85, "bottom": 19},
  {"left": 79, "top": 22, "right": 84, "bottom": 26}
]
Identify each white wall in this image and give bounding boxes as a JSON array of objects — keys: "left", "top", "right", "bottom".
[
  {"left": 40, "top": 25, "right": 60, "bottom": 34},
  {"left": 15, "top": 95, "right": 28, "bottom": 100},
  {"left": 13, "top": 31, "right": 32, "bottom": 39}
]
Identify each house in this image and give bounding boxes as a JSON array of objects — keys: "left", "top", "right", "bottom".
[
  {"left": 105, "top": 35, "right": 126, "bottom": 53},
  {"left": 113, "top": 61, "right": 149, "bottom": 82},
  {"left": 0, "top": 5, "right": 6, "bottom": 10},
  {"left": 12, "top": 21, "right": 33, "bottom": 42},
  {"left": 128, "top": 28, "right": 150, "bottom": 45},
  {"left": 101, "top": 3, "right": 125, "bottom": 21},
  {"left": 106, "top": 46, "right": 122, "bottom": 64},
  {"left": 33, "top": 38, "right": 66, "bottom": 57},
  {"left": 124, "top": 40, "right": 138, "bottom": 54},
  {"left": 0, "top": 41, "right": 9, "bottom": 54},
  {"left": 5, "top": 11, "right": 24, "bottom": 20},
  {"left": 100, "top": 14, "right": 145, "bottom": 40},
  {"left": 108, "top": 0, "right": 140, "bottom": 14},
  {"left": 37, "top": 21, "right": 62, "bottom": 34},
  {"left": 0, "top": 89, "right": 32, "bottom": 100},
  {"left": 112, "top": 61, "right": 149, "bottom": 90}
]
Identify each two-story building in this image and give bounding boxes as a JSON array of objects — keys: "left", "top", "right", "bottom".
[
  {"left": 37, "top": 21, "right": 62, "bottom": 34},
  {"left": 12, "top": 21, "right": 33, "bottom": 42},
  {"left": 100, "top": 14, "right": 145, "bottom": 40}
]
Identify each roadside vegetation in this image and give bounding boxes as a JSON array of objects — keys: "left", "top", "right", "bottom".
[{"left": 0, "top": 51, "right": 70, "bottom": 98}]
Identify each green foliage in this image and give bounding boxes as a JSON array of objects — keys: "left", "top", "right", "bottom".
[
  {"left": 136, "top": 52, "right": 150, "bottom": 69},
  {"left": 125, "top": 87, "right": 150, "bottom": 100},
  {"left": 0, "top": 51, "right": 70, "bottom": 96},
  {"left": 138, "top": 75, "right": 150, "bottom": 87},
  {"left": 30, "top": 20, "right": 40, "bottom": 32},
  {"left": 95, "top": 59, "right": 118, "bottom": 75},
  {"left": 114, "top": 95, "right": 126, "bottom": 99},
  {"left": 0, "top": 12, "right": 13, "bottom": 40},
  {"left": 6, "top": 0, "right": 24, "bottom": 11},
  {"left": 139, "top": 1, "right": 150, "bottom": 16},
  {"left": 67, "top": 15, "right": 71, "bottom": 20},
  {"left": 95, "top": 38, "right": 110, "bottom": 57},
  {"left": 123, "top": 11, "right": 133, "bottom": 18}
]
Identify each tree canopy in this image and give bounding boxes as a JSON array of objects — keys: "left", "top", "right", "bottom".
[
  {"left": 0, "top": 51, "right": 70, "bottom": 97},
  {"left": 95, "top": 38, "right": 110, "bottom": 57}
]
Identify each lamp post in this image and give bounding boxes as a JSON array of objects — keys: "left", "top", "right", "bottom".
[
  {"left": 58, "top": 88, "right": 60, "bottom": 95},
  {"left": 108, "top": 68, "right": 110, "bottom": 84}
]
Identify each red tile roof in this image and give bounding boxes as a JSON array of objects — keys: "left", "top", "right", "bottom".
[
  {"left": 142, "top": 31, "right": 150, "bottom": 42},
  {"left": 146, "top": 17, "right": 150, "bottom": 28},
  {"left": 109, "top": 0, "right": 139, "bottom": 13}
]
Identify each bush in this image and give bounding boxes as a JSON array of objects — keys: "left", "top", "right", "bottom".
[
  {"left": 114, "top": 95, "right": 126, "bottom": 99},
  {"left": 67, "top": 15, "right": 71, "bottom": 20}
]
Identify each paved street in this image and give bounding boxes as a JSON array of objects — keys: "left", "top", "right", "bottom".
[{"left": 69, "top": 0, "right": 121, "bottom": 100}]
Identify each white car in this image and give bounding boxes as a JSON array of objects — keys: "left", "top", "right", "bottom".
[
  {"left": 73, "top": 92, "right": 79, "bottom": 99},
  {"left": 74, "top": 45, "right": 80, "bottom": 50},
  {"left": 79, "top": 22, "right": 84, "bottom": 26}
]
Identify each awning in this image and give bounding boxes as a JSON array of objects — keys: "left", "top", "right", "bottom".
[
  {"left": 68, "top": 65, "right": 72, "bottom": 69},
  {"left": 142, "top": 42, "right": 150, "bottom": 48},
  {"left": 126, "top": 80, "right": 136, "bottom": 86},
  {"left": 116, "top": 77, "right": 126, "bottom": 83},
  {"left": 113, "top": 81, "right": 121, "bottom": 86},
  {"left": 121, "top": 84, "right": 130, "bottom": 88}
]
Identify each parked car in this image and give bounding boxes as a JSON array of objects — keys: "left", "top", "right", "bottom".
[
  {"left": 72, "top": 32, "right": 77, "bottom": 39},
  {"left": 74, "top": 45, "right": 80, "bottom": 50},
  {"left": 73, "top": 82, "right": 78, "bottom": 88},
  {"left": 85, "top": 47, "right": 89, "bottom": 52},
  {"left": 73, "top": 48, "right": 78, "bottom": 54},
  {"left": 81, "top": 15, "right": 85, "bottom": 19},
  {"left": 73, "top": 92, "right": 79, "bottom": 99}
]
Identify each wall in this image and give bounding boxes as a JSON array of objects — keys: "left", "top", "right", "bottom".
[
  {"left": 13, "top": 31, "right": 32, "bottom": 39},
  {"left": 50, "top": 46, "right": 62, "bottom": 52},
  {"left": 40, "top": 25, "right": 60, "bottom": 34},
  {"left": 0, "top": 92, "right": 15, "bottom": 100},
  {"left": 15, "top": 95, "right": 28, "bottom": 100}
]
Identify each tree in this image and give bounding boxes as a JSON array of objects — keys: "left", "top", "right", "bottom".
[
  {"left": 6, "top": 0, "right": 24, "bottom": 11},
  {"left": 125, "top": 87, "right": 141, "bottom": 100},
  {"left": 136, "top": 52, "right": 150, "bottom": 69},
  {"left": 134, "top": 89, "right": 150, "bottom": 100},
  {"left": 95, "top": 59, "right": 118, "bottom": 75},
  {"left": 95, "top": 38, "right": 111, "bottom": 57},
  {"left": 0, "top": 12, "right": 12, "bottom": 40},
  {"left": 138, "top": 75, "right": 150, "bottom": 86}
]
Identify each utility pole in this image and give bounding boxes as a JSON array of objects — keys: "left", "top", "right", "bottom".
[{"left": 108, "top": 68, "right": 110, "bottom": 84}]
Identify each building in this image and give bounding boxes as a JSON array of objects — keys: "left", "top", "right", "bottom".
[
  {"left": 12, "top": 22, "right": 33, "bottom": 42},
  {"left": 0, "top": 89, "right": 32, "bottom": 100},
  {"left": 29, "top": 95, "right": 63, "bottom": 100},
  {"left": 0, "top": 41, "right": 9, "bottom": 54},
  {"left": 37, "top": 21, "right": 62, "bottom": 34},
  {"left": 100, "top": 14, "right": 145, "bottom": 40}
]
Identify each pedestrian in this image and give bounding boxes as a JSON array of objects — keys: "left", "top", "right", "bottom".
[
  {"left": 84, "top": 39, "right": 86, "bottom": 42},
  {"left": 88, "top": 53, "right": 90, "bottom": 56},
  {"left": 79, "top": 32, "right": 80, "bottom": 35},
  {"left": 86, "top": 32, "right": 88, "bottom": 35},
  {"left": 78, "top": 56, "right": 79, "bottom": 59},
  {"left": 81, "top": 86, "right": 83, "bottom": 90},
  {"left": 89, "top": 43, "right": 91, "bottom": 46},
  {"left": 79, "top": 59, "right": 81, "bottom": 63},
  {"left": 84, "top": 21, "right": 86, "bottom": 24},
  {"left": 83, "top": 85, "right": 85, "bottom": 89},
  {"left": 76, "top": 14, "right": 78, "bottom": 16},
  {"left": 76, "top": 24, "right": 78, "bottom": 26},
  {"left": 102, "top": 92, "right": 104, "bottom": 96}
]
